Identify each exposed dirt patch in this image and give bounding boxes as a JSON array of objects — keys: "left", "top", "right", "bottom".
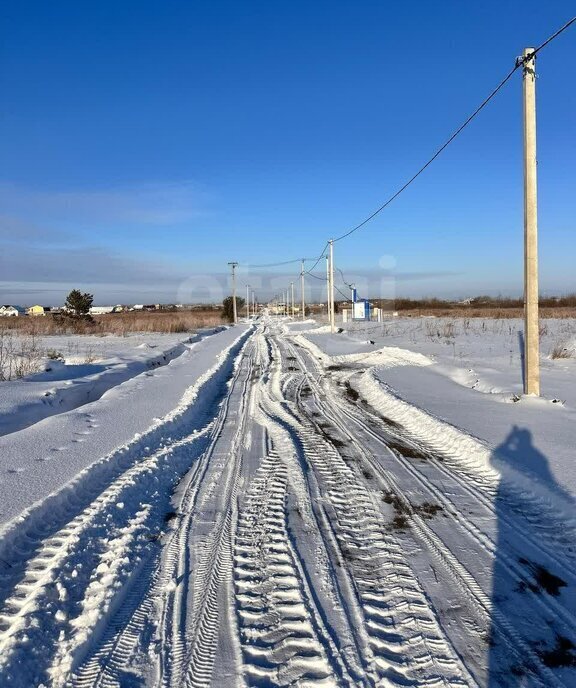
[
  {"left": 537, "top": 634, "right": 576, "bottom": 668},
  {"left": 382, "top": 491, "right": 411, "bottom": 514},
  {"left": 391, "top": 515, "right": 410, "bottom": 530},
  {"left": 315, "top": 421, "right": 349, "bottom": 449},
  {"left": 382, "top": 491, "right": 443, "bottom": 528},
  {"left": 414, "top": 502, "right": 443, "bottom": 519},
  {"left": 518, "top": 558, "right": 567, "bottom": 596},
  {"left": 344, "top": 383, "right": 359, "bottom": 402},
  {"left": 358, "top": 398, "right": 404, "bottom": 430},
  {"left": 386, "top": 439, "right": 428, "bottom": 460}
]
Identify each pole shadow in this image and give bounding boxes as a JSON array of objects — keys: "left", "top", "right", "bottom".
[
  {"left": 488, "top": 426, "right": 576, "bottom": 686},
  {"left": 517, "top": 330, "right": 525, "bottom": 391}
]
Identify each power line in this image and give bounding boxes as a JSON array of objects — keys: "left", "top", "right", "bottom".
[
  {"left": 303, "top": 242, "right": 329, "bottom": 276},
  {"left": 306, "top": 272, "right": 328, "bottom": 281},
  {"left": 241, "top": 258, "right": 308, "bottom": 268},
  {"left": 333, "top": 66, "right": 520, "bottom": 243},
  {"left": 334, "top": 284, "right": 351, "bottom": 300},
  {"left": 254, "top": 15, "right": 575, "bottom": 293},
  {"left": 523, "top": 15, "right": 576, "bottom": 62},
  {"left": 332, "top": 15, "right": 575, "bottom": 244},
  {"left": 337, "top": 267, "right": 353, "bottom": 289}
]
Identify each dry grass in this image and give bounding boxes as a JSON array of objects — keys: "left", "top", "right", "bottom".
[
  {"left": 0, "top": 330, "right": 44, "bottom": 380},
  {"left": 550, "top": 341, "right": 575, "bottom": 360},
  {"left": 0, "top": 310, "right": 225, "bottom": 336},
  {"left": 396, "top": 307, "right": 576, "bottom": 319}
]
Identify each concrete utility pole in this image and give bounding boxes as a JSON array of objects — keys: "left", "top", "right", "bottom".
[
  {"left": 522, "top": 48, "right": 540, "bottom": 396},
  {"left": 325, "top": 256, "right": 331, "bottom": 322},
  {"left": 246, "top": 284, "right": 250, "bottom": 320},
  {"left": 252, "top": 291, "right": 256, "bottom": 317},
  {"left": 300, "top": 259, "right": 305, "bottom": 320},
  {"left": 329, "top": 239, "right": 335, "bottom": 333},
  {"left": 350, "top": 283, "right": 355, "bottom": 319},
  {"left": 291, "top": 282, "right": 295, "bottom": 317},
  {"left": 228, "top": 262, "right": 238, "bottom": 324}
]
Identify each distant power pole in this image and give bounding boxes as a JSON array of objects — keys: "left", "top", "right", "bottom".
[
  {"left": 252, "top": 290, "right": 256, "bottom": 316},
  {"left": 522, "top": 48, "right": 540, "bottom": 396},
  {"left": 300, "top": 259, "right": 305, "bottom": 320},
  {"left": 228, "top": 262, "right": 238, "bottom": 324},
  {"left": 350, "top": 283, "right": 355, "bottom": 319},
  {"left": 246, "top": 284, "right": 250, "bottom": 320},
  {"left": 329, "top": 239, "right": 335, "bottom": 333},
  {"left": 290, "top": 282, "right": 295, "bottom": 317}
]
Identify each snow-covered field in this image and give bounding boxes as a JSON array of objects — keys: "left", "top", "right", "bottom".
[
  {"left": 0, "top": 329, "right": 228, "bottom": 437},
  {"left": 303, "top": 317, "right": 576, "bottom": 498},
  {"left": 0, "top": 317, "right": 574, "bottom": 687}
]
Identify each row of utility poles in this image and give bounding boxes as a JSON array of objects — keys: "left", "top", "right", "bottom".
[
  {"left": 227, "top": 261, "right": 260, "bottom": 323},
  {"left": 228, "top": 47, "right": 542, "bottom": 395}
]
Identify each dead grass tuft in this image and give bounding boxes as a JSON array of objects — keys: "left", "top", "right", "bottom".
[{"left": 550, "top": 341, "right": 575, "bottom": 359}]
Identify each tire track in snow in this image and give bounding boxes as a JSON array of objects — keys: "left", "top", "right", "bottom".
[
  {"left": 0, "top": 331, "right": 251, "bottom": 688},
  {"left": 74, "top": 335, "right": 254, "bottom": 688},
  {"left": 326, "top": 387, "right": 576, "bottom": 686},
  {"left": 338, "top": 394, "right": 576, "bottom": 639},
  {"left": 161, "top": 336, "right": 256, "bottom": 688},
  {"left": 353, "top": 378, "right": 576, "bottom": 574},
  {"left": 288, "top": 333, "right": 574, "bottom": 687},
  {"left": 234, "top": 449, "right": 337, "bottom": 686},
  {"left": 267, "top": 335, "right": 471, "bottom": 687}
]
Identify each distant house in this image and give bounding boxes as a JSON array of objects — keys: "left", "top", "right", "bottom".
[
  {"left": 89, "top": 306, "right": 115, "bottom": 315},
  {"left": 27, "top": 305, "right": 52, "bottom": 316},
  {"left": 0, "top": 305, "right": 25, "bottom": 317}
]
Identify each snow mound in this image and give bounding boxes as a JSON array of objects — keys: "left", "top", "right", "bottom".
[
  {"left": 295, "top": 333, "right": 431, "bottom": 369},
  {"left": 332, "top": 346, "right": 432, "bottom": 369},
  {"left": 358, "top": 369, "right": 576, "bottom": 520}
]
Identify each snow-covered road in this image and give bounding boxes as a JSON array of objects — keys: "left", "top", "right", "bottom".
[{"left": 0, "top": 320, "right": 574, "bottom": 687}]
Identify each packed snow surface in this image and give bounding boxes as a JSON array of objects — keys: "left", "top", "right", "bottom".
[{"left": 0, "top": 316, "right": 574, "bottom": 687}]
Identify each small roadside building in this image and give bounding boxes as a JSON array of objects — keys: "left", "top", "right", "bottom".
[
  {"left": 89, "top": 306, "right": 115, "bottom": 315},
  {"left": 0, "top": 305, "right": 25, "bottom": 317},
  {"left": 27, "top": 305, "right": 52, "bottom": 316}
]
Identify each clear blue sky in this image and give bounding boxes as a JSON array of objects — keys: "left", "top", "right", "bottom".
[{"left": 1, "top": 1, "right": 574, "bottom": 303}]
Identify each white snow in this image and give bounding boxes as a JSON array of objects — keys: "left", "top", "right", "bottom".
[
  {"left": 0, "top": 326, "right": 247, "bottom": 533},
  {"left": 295, "top": 317, "right": 576, "bottom": 499},
  {"left": 0, "top": 316, "right": 574, "bottom": 687},
  {"left": 0, "top": 329, "right": 226, "bottom": 437}
]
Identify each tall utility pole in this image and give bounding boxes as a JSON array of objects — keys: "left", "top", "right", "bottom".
[
  {"left": 350, "top": 283, "right": 355, "bottom": 320},
  {"left": 329, "top": 239, "right": 335, "bottom": 333},
  {"left": 522, "top": 48, "right": 540, "bottom": 396},
  {"left": 252, "top": 291, "right": 256, "bottom": 317},
  {"left": 228, "top": 262, "right": 238, "bottom": 324},
  {"left": 290, "top": 282, "right": 295, "bottom": 317},
  {"left": 245, "top": 284, "right": 250, "bottom": 320},
  {"left": 325, "top": 256, "right": 331, "bottom": 322},
  {"left": 300, "top": 259, "right": 305, "bottom": 320}
]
